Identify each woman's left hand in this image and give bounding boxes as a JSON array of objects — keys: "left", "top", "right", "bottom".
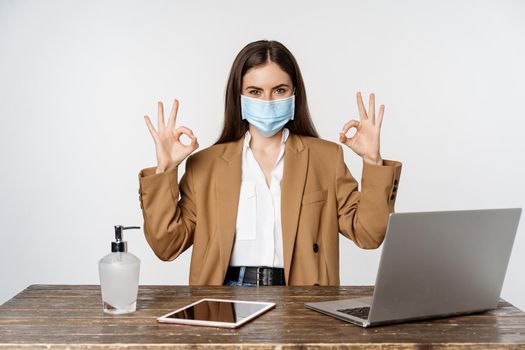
[{"left": 339, "top": 91, "right": 384, "bottom": 165}]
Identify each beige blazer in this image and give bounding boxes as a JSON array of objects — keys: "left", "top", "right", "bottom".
[{"left": 138, "top": 133, "right": 402, "bottom": 286}]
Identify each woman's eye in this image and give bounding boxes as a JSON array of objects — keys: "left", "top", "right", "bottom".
[
  {"left": 249, "top": 90, "right": 261, "bottom": 95},
  {"left": 275, "top": 88, "right": 286, "bottom": 94}
]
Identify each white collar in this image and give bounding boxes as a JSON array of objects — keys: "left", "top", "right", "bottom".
[{"left": 243, "top": 127, "right": 290, "bottom": 150}]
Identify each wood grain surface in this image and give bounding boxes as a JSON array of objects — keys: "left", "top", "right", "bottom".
[{"left": 1, "top": 284, "right": 524, "bottom": 349}]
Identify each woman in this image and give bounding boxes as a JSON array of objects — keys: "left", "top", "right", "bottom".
[{"left": 138, "top": 40, "right": 402, "bottom": 286}]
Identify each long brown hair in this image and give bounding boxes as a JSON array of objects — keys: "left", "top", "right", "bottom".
[{"left": 215, "top": 40, "right": 319, "bottom": 144}]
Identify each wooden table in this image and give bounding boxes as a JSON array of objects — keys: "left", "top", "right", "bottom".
[{"left": 1, "top": 285, "right": 525, "bottom": 349}]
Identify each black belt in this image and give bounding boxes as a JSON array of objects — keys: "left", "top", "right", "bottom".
[{"left": 225, "top": 266, "right": 285, "bottom": 286}]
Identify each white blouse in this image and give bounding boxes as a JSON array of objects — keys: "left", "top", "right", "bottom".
[{"left": 228, "top": 128, "right": 290, "bottom": 268}]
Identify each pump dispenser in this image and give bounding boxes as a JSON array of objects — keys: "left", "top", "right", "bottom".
[{"left": 98, "top": 225, "right": 141, "bottom": 314}]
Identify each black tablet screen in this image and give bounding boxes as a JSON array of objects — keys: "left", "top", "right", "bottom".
[{"left": 166, "top": 300, "right": 267, "bottom": 323}]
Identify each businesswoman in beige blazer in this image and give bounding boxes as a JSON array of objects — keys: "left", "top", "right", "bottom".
[{"left": 138, "top": 40, "right": 402, "bottom": 286}]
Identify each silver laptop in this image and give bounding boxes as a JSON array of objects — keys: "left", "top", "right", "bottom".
[{"left": 305, "top": 208, "right": 522, "bottom": 327}]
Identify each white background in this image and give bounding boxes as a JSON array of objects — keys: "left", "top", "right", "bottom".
[{"left": 1, "top": 0, "right": 524, "bottom": 310}]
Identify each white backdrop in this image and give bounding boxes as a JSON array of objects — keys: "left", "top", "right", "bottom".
[{"left": 1, "top": 0, "right": 524, "bottom": 310}]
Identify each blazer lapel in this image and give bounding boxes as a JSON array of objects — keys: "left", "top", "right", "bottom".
[
  {"left": 281, "top": 133, "right": 309, "bottom": 284},
  {"left": 215, "top": 137, "right": 244, "bottom": 279}
]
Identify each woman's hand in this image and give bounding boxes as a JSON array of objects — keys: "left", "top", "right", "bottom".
[
  {"left": 144, "top": 99, "right": 199, "bottom": 174},
  {"left": 339, "top": 92, "right": 383, "bottom": 165}
]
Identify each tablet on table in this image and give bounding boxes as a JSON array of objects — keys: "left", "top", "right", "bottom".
[{"left": 157, "top": 298, "right": 276, "bottom": 328}]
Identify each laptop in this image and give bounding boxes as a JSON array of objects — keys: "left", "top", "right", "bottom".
[{"left": 305, "top": 208, "right": 522, "bottom": 327}]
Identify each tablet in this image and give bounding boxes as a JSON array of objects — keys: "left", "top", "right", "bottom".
[{"left": 157, "top": 298, "right": 276, "bottom": 328}]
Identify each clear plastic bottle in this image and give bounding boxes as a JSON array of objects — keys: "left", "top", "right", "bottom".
[{"left": 98, "top": 225, "right": 141, "bottom": 314}]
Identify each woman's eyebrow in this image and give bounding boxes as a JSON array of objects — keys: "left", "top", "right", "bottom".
[{"left": 245, "top": 84, "right": 291, "bottom": 90}]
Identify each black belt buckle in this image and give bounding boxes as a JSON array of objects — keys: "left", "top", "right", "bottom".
[{"left": 256, "top": 267, "right": 273, "bottom": 286}]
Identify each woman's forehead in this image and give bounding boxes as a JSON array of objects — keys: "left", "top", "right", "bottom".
[{"left": 242, "top": 61, "right": 292, "bottom": 88}]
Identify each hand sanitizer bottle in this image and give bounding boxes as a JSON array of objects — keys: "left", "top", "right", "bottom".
[{"left": 98, "top": 225, "right": 141, "bottom": 314}]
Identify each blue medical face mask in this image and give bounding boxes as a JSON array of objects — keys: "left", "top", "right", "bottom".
[{"left": 240, "top": 93, "right": 295, "bottom": 137}]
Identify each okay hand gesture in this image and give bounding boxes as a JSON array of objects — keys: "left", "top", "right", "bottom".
[
  {"left": 339, "top": 92, "right": 383, "bottom": 165},
  {"left": 144, "top": 99, "right": 199, "bottom": 174}
]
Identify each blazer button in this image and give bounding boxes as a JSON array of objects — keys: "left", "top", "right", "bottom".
[
  {"left": 390, "top": 194, "right": 396, "bottom": 200},
  {"left": 393, "top": 186, "right": 398, "bottom": 192},
  {"left": 313, "top": 243, "right": 319, "bottom": 253},
  {"left": 394, "top": 179, "right": 399, "bottom": 186}
]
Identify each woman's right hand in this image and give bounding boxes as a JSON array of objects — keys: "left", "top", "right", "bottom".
[{"left": 144, "top": 99, "right": 199, "bottom": 174}]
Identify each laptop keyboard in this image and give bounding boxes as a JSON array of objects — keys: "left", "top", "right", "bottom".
[{"left": 337, "top": 306, "right": 370, "bottom": 319}]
